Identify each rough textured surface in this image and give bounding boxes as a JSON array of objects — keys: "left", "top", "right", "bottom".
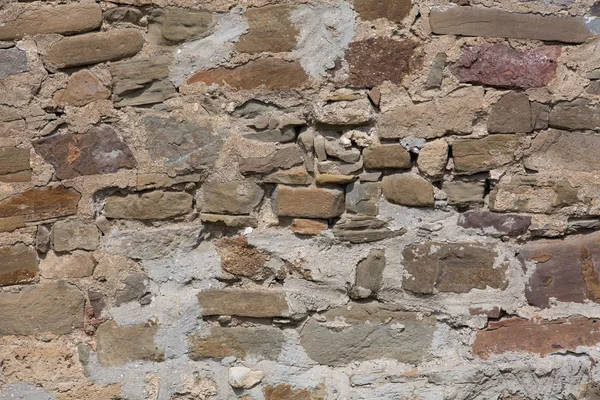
[
  {"left": 104, "top": 190, "right": 193, "bottom": 220},
  {"left": 382, "top": 174, "right": 434, "bottom": 207},
  {"left": 275, "top": 185, "right": 345, "bottom": 218},
  {"left": 453, "top": 134, "right": 522, "bottom": 174},
  {"left": 0, "top": 186, "right": 80, "bottom": 222},
  {"left": 0, "top": 48, "right": 28, "bottom": 80},
  {"left": 0, "top": 244, "right": 37, "bottom": 286},
  {"left": 197, "top": 289, "right": 289, "bottom": 318}
]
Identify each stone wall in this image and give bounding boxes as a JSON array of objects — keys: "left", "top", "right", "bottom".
[{"left": 2, "top": 0, "right": 600, "bottom": 398}]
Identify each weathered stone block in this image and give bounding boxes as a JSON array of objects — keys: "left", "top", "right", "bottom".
[
  {"left": 363, "top": 144, "right": 411, "bottom": 170},
  {"left": 154, "top": 7, "right": 213, "bottom": 43},
  {"left": 0, "top": 3, "right": 102, "bottom": 41},
  {"left": 40, "top": 251, "right": 95, "bottom": 279},
  {"left": 275, "top": 186, "right": 345, "bottom": 218},
  {"left": 382, "top": 174, "right": 434, "bottom": 207},
  {"left": 353, "top": 0, "right": 411, "bottom": 22},
  {"left": 451, "top": 44, "right": 560, "bottom": 89},
  {"left": 200, "top": 214, "right": 258, "bottom": 228},
  {"left": 333, "top": 215, "right": 404, "bottom": 244},
  {"left": 524, "top": 130, "right": 600, "bottom": 173},
  {"left": 402, "top": 241, "right": 506, "bottom": 294},
  {"left": 236, "top": 5, "right": 299, "bottom": 53},
  {"left": 0, "top": 147, "right": 30, "bottom": 182},
  {"left": 34, "top": 125, "right": 136, "bottom": 180},
  {"left": 53, "top": 70, "right": 110, "bottom": 108},
  {"left": 187, "top": 58, "right": 308, "bottom": 90},
  {"left": 264, "top": 167, "right": 313, "bottom": 185},
  {"left": 96, "top": 321, "right": 164, "bottom": 367},
  {"left": 488, "top": 92, "right": 534, "bottom": 133},
  {"left": 0, "top": 216, "right": 25, "bottom": 232},
  {"left": 197, "top": 289, "right": 289, "bottom": 318},
  {"left": 453, "top": 134, "right": 521, "bottom": 174},
  {"left": 549, "top": 99, "right": 600, "bottom": 131},
  {"left": 314, "top": 99, "right": 374, "bottom": 127},
  {"left": 442, "top": 179, "right": 485, "bottom": 207},
  {"left": 458, "top": 210, "right": 531, "bottom": 236},
  {"left": 214, "top": 236, "right": 268, "bottom": 279},
  {"left": 189, "top": 326, "right": 284, "bottom": 360},
  {"left": 115, "top": 272, "right": 148, "bottom": 306},
  {"left": 52, "top": 220, "right": 100, "bottom": 252},
  {"left": 0, "top": 48, "right": 28, "bottom": 80},
  {"left": 0, "top": 186, "right": 80, "bottom": 222},
  {"left": 350, "top": 249, "right": 385, "bottom": 299},
  {"left": 0, "top": 244, "right": 37, "bottom": 286},
  {"left": 417, "top": 138, "right": 448, "bottom": 179},
  {"left": 239, "top": 144, "right": 304, "bottom": 175},
  {"left": 299, "top": 303, "right": 435, "bottom": 365},
  {"left": 0, "top": 281, "right": 84, "bottom": 335},
  {"left": 430, "top": 7, "right": 594, "bottom": 43},
  {"left": 105, "top": 191, "right": 193, "bottom": 220},
  {"left": 201, "top": 181, "right": 264, "bottom": 215},
  {"left": 290, "top": 219, "right": 328, "bottom": 235},
  {"left": 346, "top": 182, "right": 381, "bottom": 215},
  {"left": 44, "top": 29, "right": 144, "bottom": 69}
]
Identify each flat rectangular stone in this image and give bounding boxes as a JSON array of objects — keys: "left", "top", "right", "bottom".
[
  {"left": 524, "top": 130, "right": 600, "bottom": 172},
  {"left": 0, "top": 216, "right": 25, "bottom": 232},
  {"left": 275, "top": 186, "right": 345, "bottom": 219},
  {"left": 197, "top": 289, "right": 289, "bottom": 318},
  {"left": 430, "top": 7, "right": 594, "bottom": 44},
  {"left": 189, "top": 326, "right": 284, "bottom": 360},
  {"left": 0, "top": 243, "right": 37, "bottom": 286},
  {"left": 104, "top": 190, "right": 193, "bottom": 220},
  {"left": 96, "top": 321, "right": 164, "bottom": 367},
  {"left": 0, "top": 186, "right": 80, "bottom": 222},
  {"left": 0, "top": 147, "right": 30, "bottom": 182}
]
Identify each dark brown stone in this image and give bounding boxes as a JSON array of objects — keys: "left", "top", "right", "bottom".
[
  {"left": 34, "top": 125, "right": 136, "bottom": 180},
  {"left": 0, "top": 244, "right": 37, "bottom": 286},
  {"left": 549, "top": 99, "right": 600, "bottom": 131},
  {"left": 451, "top": 44, "right": 561, "bottom": 89},
  {"left": 458, "top": 210, "right": 531, "bottom": 236},
  {"left": 187, "top": 58, "right": 308, "bottom": 90},
  {"left": 353, "top": 0, "right": 412, "bottom": 22},
  {"left": 473, "top": 317, "right": 600, "bottom": 359},
  {"left": 524, "top": 130, "right": 600, "bottom": 173},
  {"left": 0, "top": 147, "right": 30, "bottom": 182},
  {"left": 236, "top": 5, "right": 299, "bottom": 53},
  {"left": 275, "top": 186, "right": 345, "bottom": 219},
  {"left": 197, "top": 289, "right": 289, "bottom": 318},
  {"left": 345, "top": 38, "right": 420, "bottom": 88},
  {"left": 430, "top": 7, "right": 594, "bottom": 43},
  {"left": 0, "top": 186, "right": 80, "bottom": 222},
  {"left": 519, "top": 232, "right": 600, "bottom": 308},
  {"left": 402, "top": 242, "right": 506, "bottom": 294},
  {"left": 488, "top": 92, "right": 534, "bottom": 133},
  {"left": 96, "top": 320, "right": 164, "bottom": 367},
  {"left": 453, "top": 134, "right": 522, "bottom": 174},
  {"left": 213, "top": 236, "right": 269, "bottom": 279}
]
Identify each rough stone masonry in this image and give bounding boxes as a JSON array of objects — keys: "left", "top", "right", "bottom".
[{"left": 5, "top": 0, "right": 600, "bottom": 398}]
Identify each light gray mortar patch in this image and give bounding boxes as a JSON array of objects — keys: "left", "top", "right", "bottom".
[
  {"left": 0, "top": 384, "right": 56, "bottom": 400},
  {"left": 586, "top": 17, "right": 600, "bottom": 35},
  {"left": 169, "top": 9, "right": 249, "bottom": 87},
  {"left": 290, "top": 1, "right": 356, "bottom": 78}
]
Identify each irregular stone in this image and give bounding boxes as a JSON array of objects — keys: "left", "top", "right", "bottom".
[
  {"left": 417, "top": 139, "right": 448, "bottom": 179},
  {"left": 314, "top": 135, "right": 327, "bottom": 161},
  {"left": 353, "top": 0, "right": 412, "bottom": 22},
  {"left": 0, "top": 3, "right": 102, "bottom": 41},
  {"left": 228, "top": 366, "right": 263, "bottom": 389},
  {"left": 382, "top": 174, "right": 434, "bottom": 207},
  {"left": 430, "top": 7, "right": 594, "bottom": 43},
  {"left": 333, "top": 215, "right": 405, "bottom": 244},
  {"left": 425, "top": 52, "right": 446, "bottom": 89},
  {"left": 314, "top": 98, "right": 374, "bottom": 126},
  {"left": 290, "top": 219, "right": 328, "bottom": 235},
  {"left": 40, "top": 251, "right": 95, "bottom": 279},
  {"left": 264, "top": 167, "right": 313, "bottom": 185},
  {"left": 346, "top": 182, "right": 381, "bottom": 215},
  {"left": 214, "top": 236, "right": 268, "bottom": 279},
  {"left": 315, "top": 174, "right": 357, "bottom": 185},
  {"left": 549, "top": 99, "right": 600, "bottom": 131},
  {"left": 442, "top": 178, "right": 485, "bottom": 207},
  {"left": 154, "top": 7, "right": 213, "bottom": 43},
  {"left": 324, "top": 139, "right": 361, "bottom": 162},
  {"left": 0, "top": 186, "right": 80, "bottom": 222},
  {"left": 45, "top": 29, "right": 143, "bottom": 69},
  {"left": 524, "top": 130, "right": 600, "bottom": 173},
  {"left": 52, "top": 220, "right": 99, "bottom": 252},
  {"left": 104, "top": 225, "right": 202, "bottom": 260},
  {"left": 188, "top": 326, "right": 284, "bottom": 360},
  {"left": 359, "top": 172, "right": 382, "bottom": 182},
  {"left": 0, "top": 281, "right": 83, "bottom": 335},
  {"left": 143, "top": 115, "right": 222, "bottom": 172},
  {"left": 586, "top": 80, "right": 600, "bottom": 95},
  {"left": 0, "top": 244, "right": 37, "bottom": 286},
  {"left": 33, "top": 125, "right": 136, "bottom": 180},
  {"left": 453, "top": 134, "right": 522, "bottom": 174},
  {"left": 105, "top": 191, "right": 193, "bottom": 220},
  {"left": 488, "top": 92, "right": 534, "bottom": 133},
  {"left": 244, "top": 128, "right": 296, "bottom": 143},
  {"left": 36, "top": 225, "right": 51, "bottom": 253},
  {"left": 236, "top": 5, "right": 298, "bottom": 53},
  {"left": 299, "top": 303, "right": 435, "bottom": 365},
  {"left": 115, "top": 273, "right": 149, "bottom": 306},
  {"left": 350, "top": 249, "right": 385, "bottom": 299},
  {"left": 275, "top": 186, "right": 345, "bottom": 219},
  {"left": 200, "top": 214, "right": 258, "bottom": 228},
  {"left": 53, "top": 70, "right": 110, "bottom": 108},
  {"left": 346, "top": 38, "right": 420, "bottom": 88},
  {"left": 0, "top": 48, "right": 28, "bottom": 80},
  {"left": 104, "top": 7, "right": 144, "bottom": 24},
  {"left": 110, "top": 56, "right": 176, "bottom": 107},
  {"left": 96, "top": 320, "right": 164, "bottom": 367},
  {"left": 136, "top": 173, "right": 202, "bottom": 190},
  {"left": 0, "top": 147, "right": 30, "bottom": 182},
  {"left": 402, "top": 242, "right": 506, "bottom": 294},
  {"left": 201, "top": 181, "right": 264, "bottom": 214},
  {"left": 264, "top": 384, "right": 323, "bottom": 400},
  {"left": 458, "top": 210, "right": 531, "bottom": 236},
  {"left": 197, "top": 289, "right": 289, "bottom": 318},
  {"left": 317, "top": 159, "right": 364, "bottom": 176},
  {"left": 378, "top": 87, "right": 484, "bottom": 139},
  {"left": 187, "top": 58, "right": 308, "bottom": 90},
  {"left": 473, "top": 317, "right": 600, "bottom": 359},
  {"left": 363, "top": 144, "right": 411, "bottom": 170},
  {"left": 451, "top": 44, "right": 561, "bottom": 89},
  {"left": 239, "top": 144, "right": 304, "bottom": 175},
  {"left": 0, "top": 216, "right": 25, "bottom": 232}
]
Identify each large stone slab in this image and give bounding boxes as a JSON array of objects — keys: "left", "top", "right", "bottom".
[
  {"left": 453, "top": 134, "right": 522, "bottom": 174},
  {"left": 0, "top": 244, "right": 37, "bottom": 286},
  {"left": 549, "top": 99, "right": 600, "bottom": 131},
  {"left": 275, "top": 186, "right": 345, "bottom": 218},
  {"left": 0, "top": 3, "right": 102, "bottom": 41},
  {"left": 0, "top": 281, "right": 84, "bottom": 335},
  {"left": 430, "top": 7, "right": 594, "bottom": 43},
  {"left": 0, "top": 48, "right": 28, "bottom": 80},
  {"left": 201, "top": 181, "right": 264, "bottom": 214},
  {"left": 299, "top": 303, "right": 435, "bottom": 366},
  {"left": 44, "top": 29, "right": 143, "bottom": 69},
  {"left": 96, "top": 320, "right": 164, "bottom": 367},
  {"left": 402, "top": 241, "right": 506, "bottom": 294},
  {"left": 189, "top": 326, "right": 284, "bottom": 360},
  {"left": 524, "top": 130, "right": 600, "bottom": 173},
  {"left": 236, "top": 5, "right": 299, "bottom": 53},
  {"left": 0, "top": 186, "right": 80, "bottom": 222},
  {"left": 197, "top": 289, "right": 289, "bottom": 318},
  {"left": 104, "top": 190, "right": 193, "bottom": 220},
  {"left": 33, "top": 125, "right": 136, "bottom": 180},
  {"left": 0, "top": 147, "right": 30, "bottom": 182}
]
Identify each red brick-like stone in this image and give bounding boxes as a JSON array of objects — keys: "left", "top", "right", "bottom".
[
  {"left": 0, "top": 186, "right": 80, "bottom": 222},
  {"left": 451, "top": 43, "right": 560, "bottom": 89}
]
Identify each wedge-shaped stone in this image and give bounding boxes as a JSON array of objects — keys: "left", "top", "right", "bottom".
[
  {"left": 105, "top": 191, "right": 193, "bottom": 220},
  {"left": 0, "top": 244, "right": 37, "bottom": 286},
  {"left": 96, "top": 321, "right": 164, "bottom": 367},
  {"left": 453, "top": 134, "right": 522, "bottom": 174},
  {"left": 430, "top": 7, "right": 594, "bottom": 43},
  {"left": 0, "top": 3, "right": 102, "bottom": 41},
  {"left": 189, "top": 326, "right": 284, "bottom": 360},
  {"left": 275, "top": 186, "right": 345, "bottom": 219},
  {"left": 0, "top": 186, "right": 80, "bottom": 222},
  {"left": 197, "top": 289, "right": 289, "bottom": 318},
  {"left": 0, "top": 147, "right": 30, "bottom": 182}
]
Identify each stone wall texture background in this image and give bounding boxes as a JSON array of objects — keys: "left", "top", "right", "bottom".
[{"left": 3, "top": 0, "right": 600, "bottom": 398}]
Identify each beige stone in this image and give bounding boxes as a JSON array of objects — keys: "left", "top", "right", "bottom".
[
  {"left": 290, "top": 219, "right": 328, "bottom": 235},
  {"left": 524, "top": 130, "right": 600, "bottom": 173},
  {"left": 40, "top": 251, "right": 96, "bottom": 279},
  {"left": 52, "top": 219, "right": 100, "bottom": 252},
  {"left": 201, "top": 181, "right": 264, "bottom": 214},
  {"left": 0, "top": 147, "right": 30, "bottom": 183},
  {"left": 264, "top": 167, "right": 313, "bottom": 185},
  {"left": 236, "top": 5, "right": 299, "bottom": 53},
  {"left": 363, "top": 144, "right": 411, "bottom": 170},
  {"left": 105, "top": 191, "right": 193, "bottom": 220},
  {"left": 0, "top": 243, "right": 37, "bottom": 286},
  {"left": 96, "top": 320, "right": 164, "bottom": 367},
  {"left": 276, "top": 186, "right": 345, "bottom": 218},
  {"left": 53, "top": 70, "right": 110, "bottom": 108},
  {"left": 315, "top": 174, "right": 357, "bottom": 185},
  {"left": 382, "top": 174, "right": 434, "bottom": 207},
  {"left": 189, "top": 326, "right": 284, "bottom": 360},
  {"left": 417, "top": 139, "right": 448, "bottom": 179},
  {"left": 197, "top": 289, "right": 289, "bottom": 318},
  {"left": 453, "top": 134, "right": 522, "bottom": 174},
  {"left": 0, "top": 216, "right": 25, "bottom": 232},
  {"left": 200, "top": 214, "right": 258, "bottom": 228},
  {"left": 442, "top": 179, "right": 485, "bottom": 207}
]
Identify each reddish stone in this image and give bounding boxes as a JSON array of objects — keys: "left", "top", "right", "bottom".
[
  {"left": 0, "top": 186, "right": 80, "bottom": 222},
  {"left": 187, "top": 58, "right": 308, "bottom": 90},
  {"left": 53, "top": 69, "right": 110, "bottom": 108},
  {"left": 290, "top": 219, "right": 328, "bottom": 235},
  {"left": 33, "top": 125, "right": 136, "bottom": 180},
  {"left": 473, "top": 317, "right": 600, "bottom": 359},
  {"left": 451, "top": 43, "right": 560, "bottom": 89},
  {"left": 345, "top": 38, "right": 420, "bottom": 88}
]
